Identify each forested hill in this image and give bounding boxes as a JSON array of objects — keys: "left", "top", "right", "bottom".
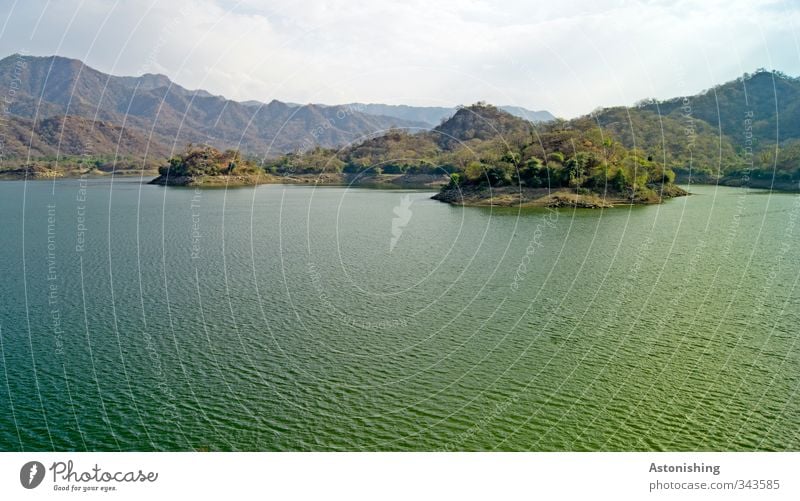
[
  {"left": 639, "top": 69, "right": 800, "bottom": 148},
  {"left": 433, "top": 102, "right": 535, "bottom": 149},
  {"left": 591, "top": 69, "right": 800, "bottom": 187}
]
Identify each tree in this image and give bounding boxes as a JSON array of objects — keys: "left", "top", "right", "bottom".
[
  {"left": 464, "top": 161, "right": 484, "bottom": 182},
  {"left": 612, "top": 168, "right": 628, "bottom": 192}
]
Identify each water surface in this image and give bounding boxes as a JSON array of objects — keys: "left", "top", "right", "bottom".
[{"left": 0, "top": 178, "right": 798, "bottom": 451}]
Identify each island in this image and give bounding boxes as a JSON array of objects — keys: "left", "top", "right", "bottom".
[
  {"left": 254, "top": 103, "right": 689, "bottom": 207},
  {"left": 147, "top": 143, "right": 448, "bottom": 189},
  {"left": 148, "top": 147, "right": 263, "bottom": 187}
]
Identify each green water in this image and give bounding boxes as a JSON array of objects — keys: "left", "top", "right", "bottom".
[{"left": 0, "top": 178, "right": 798, "bottom": 451}]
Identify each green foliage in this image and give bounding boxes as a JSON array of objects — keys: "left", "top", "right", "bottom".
[
  {"left": 464, "top": 161, "right": 485, "bottom": 182},
  {"left": 159, "top": 146, "right": 258, "bottom": 177},
  {"left": 448, "top": 173, "right": 462, "bottom": 187},
  {"left": 756, "top": 140, "right": 800, "bottom": 179},
  {"left": 612, "top": 169, "right": 628, "bottom": 192},
  {"left": 261, "top": 103, "right": 683, "bottom": 195},
  {"left": 272, "top": 147, "right": 345, "bottom": 174}
]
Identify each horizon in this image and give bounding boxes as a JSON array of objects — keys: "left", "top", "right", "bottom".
[
  {"left": 2, "top": 0, "right": 799, "bottom": 118},
  {"left": 2, "top": 51, "right": 793, "bottom": 121}
]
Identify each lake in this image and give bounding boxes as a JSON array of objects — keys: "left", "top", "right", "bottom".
[{"left": 0, "top": 178, "right": 798, "bottom": 451}]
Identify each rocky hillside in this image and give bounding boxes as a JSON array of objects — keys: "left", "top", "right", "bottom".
[
  {"left": 432, "top": 103, "right": 535, "bottom": 149},
  {"left": 0, "top": 54, "right": 424, "bottom": 158},
  {"left": 0, "top": 114, "right": 171, "bottom": 160}
]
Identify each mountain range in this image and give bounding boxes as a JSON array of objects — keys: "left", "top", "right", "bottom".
[
  {"left": 2, "top": 53, "right": 798, "bottom": 186},
  {"left": 338, "top": 103, "right": 554, "bottom": 127},
  {"left": 270, "top": 68, "right": 800, "bottom": 192},
  {"left": 0, "top": 54, "right": 552, "bottom": 164}
]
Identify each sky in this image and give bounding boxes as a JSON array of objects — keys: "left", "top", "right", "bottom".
[{"left": 1, "top": 0, "right": 799, "bottom": 117}]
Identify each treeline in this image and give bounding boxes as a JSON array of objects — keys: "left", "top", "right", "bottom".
[{"left": 0, "top": 154, "right": 160, "bottom": 173}]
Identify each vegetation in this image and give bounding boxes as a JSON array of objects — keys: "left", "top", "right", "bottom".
[
  {"left": 261, "top": 68, "right": 800, "bottom": 199},
  {"left": 150, "top": 145, "right": 262, "bottom": 185},
  {"left": 263, "top": 104, "right": 685, "bottom": 205},
  {"left": 639, "top": 69, "right": 800, "bottom": 149},
  {"left": 3, "top": 57, "right": 799, "bottom": 195},
  {"left": 634, "top": 68, "right": 800, "bottom": 187},
  {"left": 0, "top": 154, "right": 159, "bottom": 177}
]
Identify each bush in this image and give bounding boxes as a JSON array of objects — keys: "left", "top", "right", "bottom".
[
  {"left": 612, "top": 168, "right": 628, "bottom": 192},
  {"left": 159, "top": 146, "right": 254, "bottom": 177},
  {"left": 448, "top": 173, "right": 462, "bottom": 187}
]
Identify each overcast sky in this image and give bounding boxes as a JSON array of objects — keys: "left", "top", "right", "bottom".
[{"left": 1, "top": 0, "right": 799, "bottom": 117}]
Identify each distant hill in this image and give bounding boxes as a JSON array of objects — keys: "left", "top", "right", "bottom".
[
  {"left": 432, "top": 103, "right": 535, "bottom": 149},
  {"left": 345, "top": 103, "right": 554, "bottom": 127},
  {"left": 497, "top": 106, "right": 556, "bottom": 124},
  {"left": 0, "top": 54, "right": 424, "bottom": 159},
  {"left": 267, "top": 103, "right": 539, "bottom": 176},
  {"left": 0, "top": 114, "right": 171, "bottom": 160},
  {"left": 569, "top": 69, "right": 800, "bottom": 181},
  {"left": 266, "top": 102, "right": 688, "bottom": 206},
  {"left": 1, "top": 54, "right": 796, "bottom": 189},
  {"left": 0, "top": 53, "right": 553, "bottom": 167},
  {"left": 638, "top": 69, "right": 800, "bottom": 151},
  {"left": 581, "top": 107, "right": 740, "bottom": 175},
  {"left": 269, "top": 70, "right": 800, "bottom": 199}
]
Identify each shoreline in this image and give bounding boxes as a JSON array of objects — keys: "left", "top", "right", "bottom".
[
  {"left": 146, "top": 171, "right": 449, "bottom": 189},
  {"left": 675, "top": 174, "right": 800, "bottom": 193},
  {"left": 2, "top": 170, "right": 797, "bottom": 201},
  {"left": 432, "top": 183, "right": 690, "bottom": 208},
  {"left": 0, "top": 168, "right": 158, "bottom": 180}
]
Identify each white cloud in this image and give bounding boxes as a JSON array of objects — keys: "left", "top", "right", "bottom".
[{"left": 1, "top": 0, "right": 799, "bottom": 116}]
